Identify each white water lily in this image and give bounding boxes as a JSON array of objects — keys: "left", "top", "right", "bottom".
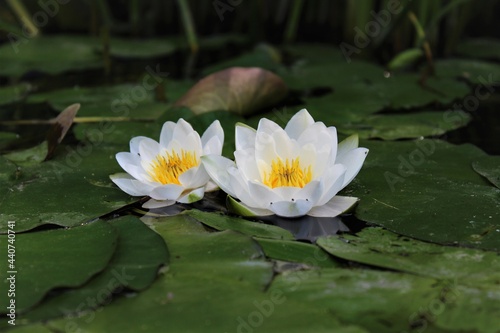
[
  {"left": 110, "top": 119, "right": 224, "bottom": 208},
  {"left": 201, "top": 109, "right": 368, "bottom": 218}
]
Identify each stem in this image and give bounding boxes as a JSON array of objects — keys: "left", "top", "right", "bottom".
[
  {"left": 177, "top": 0, "right": 198, "bottom": 53},
  {"left": 284, "top": 0, "right": 304, "bottom": 43},
  {"left": 6, "top": 0, "right": 38, "bottom": 37}
]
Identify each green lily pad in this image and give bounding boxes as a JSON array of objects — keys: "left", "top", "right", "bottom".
[
  {"left": 0, "top": 35, "right": 102, "bottom": 77},
  {"left": 376, "top": 74, "right": 471, "bottom": 109},
  {"left": 268, "top": 268, "right": 441, "bottom": 332},
  {"left": 435, "top": 59, "right": 500, "bottom": 86},
  {"left": 455, "top": 38, "right": 500, "bottom": 61},
  {"left": 345, "top": 139, "right": 500, "bottom": 251},
  {"left": 20, "top": 215, "right": 169, "bottom": 323},
  {"left": 317, "top": 227, "right": 500, "bottom": 284},
  {"left": 339, "top": 110, "right": 471, "bottom": 140},
  {"left": 0, "top": 84, "right": 31, "bottom": 105},
  {"left": 185, "top": 210, "right": 294, "bottom": 240},
  {"left": 0, "top": 144, "right": 133, "bottom": 232},
  {"left": 0, "top": 220, "right": 117, "bottom": 313},
  {"left": 45, "top": 214, "right": 366, "bottom": 332},
  {"left": 472, "top": 155, "right": 500, "bottom": 189},
  {"left": 3, "top": 141, "right": 48, "bottom": 166},
  {"left": 269, "top": 267, "right": 500, "bottom": 333},
  {"left": 2, "top": 324, "right": 52, "bottom": 333},
  {"left": 26, "top": 84, "right": 167, "bottom": 120},
  {"left": 255, "top": 237, "right": 339, "bottom": 268}
]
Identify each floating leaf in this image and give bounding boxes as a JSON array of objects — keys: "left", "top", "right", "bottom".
[
  {"left": 345, "top": 139, "right": 500, "bottom": 251},
  {"left": 317, "top": 227, "right": 500, "bottom": 284},
  {"left": 339, "top": 110, "right": 471, "bottom": 140},
  {"left": 174, "top": 67, "right": 288, "bottom": 116},
  {"left": 435, "top": 59, "right": 500, "bottom": 86},
  {"left": 3, "top": 141, "right": 48, "bottom": 166},
  {"left": 0, "top": 145, "right": 133, "bottom": 232},
  {"left": 45, "top": 214, "right": 361, "bottom": 332},
  {"left": 186, "top": 210, "right": 294, "bottom": 240},
  {"left": 255, "top": 237, "right": 339, "bottom": 268},
  {"left": 21, "top": 216, "right": 169, "bottom": 323},
  {"left": 0, "top": 220, "right": 117, "bottom": 314},
  {"left": 473, "top": 155, "right": 500, "bottom": 189},
  {"left": 455, "top": 38, "right": 500, "bottom": 61},
  {"left": 0, "top": 83, "right": 31, "bottom": 105},
  {"left": 0, "top": 35, "right": 102, "bottom": 77}
]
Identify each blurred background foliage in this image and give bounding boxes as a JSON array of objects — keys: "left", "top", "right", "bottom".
[{"left": 1, "top": 0, "right": 499, "bottom": 78}]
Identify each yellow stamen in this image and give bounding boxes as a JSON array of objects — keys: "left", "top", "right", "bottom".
[
  {"left": 263, "top": 157, "right": 312, "bottom": 188},
  {"left": 148, "top": 150, "right": 198, "bottom": 185}
]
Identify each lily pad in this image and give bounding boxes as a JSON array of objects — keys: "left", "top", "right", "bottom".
[
  {"left": 255, "top": 237, "right": 339, "bottom": 268},
  {"left": 269, "top": 267, "right": 500, "bottom": 333},
  {"left": 0, "top": 84, "right": 31, "bottom": 105},
  {"left": 45, "top": 214, "right": 364, "bottom": 333},
  {"left": 345, "top": 139, "right": 500, "bottom": 251},
  {"left": 317, "top": 227, "right": 500, "bottom": 284},
  {"left": 174, "top": 67, "right": 288, "bottom": 116},
  {"left": 0, "top": 144, "right": 133, "bottom": 232},
  {"left": 472, "top": 154, "right": 500, "bottom": 189},
  {"left": 435, "top": 59, "right": 500, "bottom": 86},
  {"left": 185, "top": 210, "right": 294, "bottom": 240},
  {"left": 455, "top": 38, "right": 500, "bottom": 61},
  {"left": 0, "top": 220, "right": 117, "bottom": 313},
  {"left": 339, "top": 110, "right": 471, "bottom": 140},
  {"left": 21, "top": 215, "right": 169, "bottom": 323},
  {"left": 26, "top": 84, "right": 167, "bottom": 120},
  {"left": 0, "top": 35, "right": 102, "bottom": 77}
]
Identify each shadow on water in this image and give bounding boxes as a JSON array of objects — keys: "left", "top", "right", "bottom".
[{"left": 127, "top": 191, "right": 369, "bottom": 243}]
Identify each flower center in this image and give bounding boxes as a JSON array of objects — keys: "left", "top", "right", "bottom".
[
  {"left": 263, "top": 157, "right": 312, "bottom": 188},
  {"left": 148, "top": 150, "right": 198, "bottom": 185}
]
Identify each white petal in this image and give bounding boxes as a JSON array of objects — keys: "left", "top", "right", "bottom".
[
  {"left": 159, "top": 121, "right": 176, "bottom": 149},
  {"left": 116, "top": 152, "right": 149, "bottom": 182},
  {"left": 269, "top": 199, "right": 313, "bottom": 218},
  {"left": 337, "top": 147, "right": 369, "bottom": 190},
  {"left": 110, "top": 173, "right": 155, "bottom": 196},
  {"left": 130, "top": 136, "right": 149, "bottom": 155},
  {"left": 337, "top": 134, "right": 359, "bottom": 161},
  {"left": 316, "top": 164, "right": 347, "bottom": 206},
  {"left": 284, "top": 108, "right": 315, "bottom": 139},
  {"left": 235, "top": 123, "right": 256, "bottom": 151},
  {"left": 169, "top": 119, "right": 202, "bottom": 154},
  {"left": 142, "top": 198, "right": 175, "bottom": 209},
  {"left": 178, "top": 165, "right": 210, "bottom": 189},
  {"left": 139, "top": 138, "right": 160, "bottom": 166},
  {"left": 227, "top": 196, "right": 274, "bottom": 217},
  {"left": 149, "top": 184, "right": 184, "bottom": 201},
  {"left": 327, "top": 126, "right": 338, "bottom": 164},
  {"left": 177, "top": 187, "right": 205, "bottom": 203},
  {"left": 227, "top": 168, "right": 261, "bottom": 208},
  {"left": 201, "top": 155, "right": 237, "bottom": 198},
  {"left": 234, "top": 148, "right": 261, "bottom": 182},
  {"left": 247, "top": 181, "right": 284, "bottom": 208},
  {"left": 308, "top": 196, "right": 359, "bottom": 217},
  {"left": 257, "top": 118, "right": 283, "bottom": 135},
  {"left": 201, "top": 120, "right": 224, "bottom": 153},
  {"left": 202, "top": 136, "right": 223, "bottom": 156}
]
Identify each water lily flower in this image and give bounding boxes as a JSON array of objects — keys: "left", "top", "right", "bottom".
[
  {"left": 201, "top": 109, "right": 368, "bottom": 218},
  {"left": 110, "top": 119, "right": 224, "bottom": 208}
]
